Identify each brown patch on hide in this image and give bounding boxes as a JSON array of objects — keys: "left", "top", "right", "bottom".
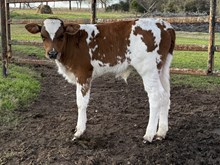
[
  {"left": 133, "top": 26, "right": 157, "bottom": 52},
  {"left": 89, "top": 21, "right": 135, "bottom": 66}
]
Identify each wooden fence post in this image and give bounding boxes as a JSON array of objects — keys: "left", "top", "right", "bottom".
[
  {"left": 207, "top": 0, "right": 216, "bottom": 74},
  {"left": 1, "top": 0, "right": 8, "bottom": 77},
  {"left": 7, "top": 3, "right": 12, "bottom": 60},
  {"left": 91, "top": 0, "right": 97, "bottom": 24}
]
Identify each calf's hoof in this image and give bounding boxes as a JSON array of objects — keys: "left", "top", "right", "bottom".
[
  {"left": 72, "top": 128, "right": 85, "bottom": 141},
  {"left": 155, "top": 135, "right": 165, "bottom": 141},
  {"left": 156, "top": 125, "right": 168, "bottom": 140},
  {"left": 143, "top": 134, "right": 166, "bottom": 143},
  {"left": 143, "top": 133, "right": 155, "bottom": 143}
]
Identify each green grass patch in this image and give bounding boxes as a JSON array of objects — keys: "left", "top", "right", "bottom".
[
  {"left": 171, "top": 74, "right": 220, "bottom": 90},
  {"left": 10, "top": 9, "right": 91, "bottom": 19},
  {"left": 0, "top": 64, "right": 40, "bottom": 126},
  {"left": 10, "top": 9, "right": 133, "bottom": 20},
  {"left": 12, "top": 45, "right": 45, "bottom": 58},
  {"left": 172, "top": 51, "right": 220, "bottom": 70},
  {"left": 11, "top": 24, "right": 42, "bottom": 41},
  {"left": 176, "top": 31, "right": 220, "bottom": 45}
]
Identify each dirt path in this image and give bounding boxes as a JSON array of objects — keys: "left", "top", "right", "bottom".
[{"left": 0, "top": 65, "right": 220, "bottom": 164}]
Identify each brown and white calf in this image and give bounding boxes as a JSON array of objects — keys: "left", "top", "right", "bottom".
[{"left": 25, "top": 18, "right": 175, "bottom": 143}]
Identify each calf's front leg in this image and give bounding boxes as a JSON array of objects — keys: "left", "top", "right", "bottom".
[{"left": 72, "top": 82, "right": 91, "bottom": 141}]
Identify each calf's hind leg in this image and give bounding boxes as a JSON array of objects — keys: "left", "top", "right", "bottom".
[
  {"left": 156, "top": 54, "right": 172, "bottom": 139},
  {"left": 156, "top": 77, "right": 170, "bottom": 140},
  {"left": 137, "top": 68, "right": 166, "bottom": 143}
]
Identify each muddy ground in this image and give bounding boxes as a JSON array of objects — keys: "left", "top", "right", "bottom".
[{"left": 0, "top": 64, "right": 220, "bottom": 165}]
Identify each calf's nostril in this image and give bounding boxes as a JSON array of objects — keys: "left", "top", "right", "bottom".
[{"left": 48, "top": 50, "right": 58, "bottom": 59}]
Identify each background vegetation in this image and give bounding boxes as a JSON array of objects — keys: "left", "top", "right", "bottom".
[{"left": 107, "top": 0, "right": 218, "bottom": 15}]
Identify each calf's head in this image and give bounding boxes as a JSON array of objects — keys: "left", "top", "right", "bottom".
[{"left": 25, "top": 18, "right": 80, "bottom": 59}]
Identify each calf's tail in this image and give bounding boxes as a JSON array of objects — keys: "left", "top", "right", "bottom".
[{"left": 160, "top": 28, "right": 175, "bottom": 94}]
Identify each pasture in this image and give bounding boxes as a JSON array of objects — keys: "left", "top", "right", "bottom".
[{"left": 0, "top": 9, "right": 220, "bottom": 164}]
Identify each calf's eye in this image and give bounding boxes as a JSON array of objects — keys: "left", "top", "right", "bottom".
[
  {"left": 58, "top": 35, "right": 64, "bottom": 40},
  {"left": 41, "top": 35, "right": 46, "bottom": 41}
]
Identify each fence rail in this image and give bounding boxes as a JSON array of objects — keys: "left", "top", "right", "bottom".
[
  {"left": 97, "top": 17, "right": 220, "bottom": 24},
  {"left": 158, "top": 16, "right": 220, "bottom": 24},
  {"left": 9, "top": 40, "right": 220, "bottom": 53},
  {"left": 10, "top": 19, "right": 91, "bottom": 24},
  {"left": 10, "top": 58, "right": 220, "bottom": 76},
  {"left": 175, "top": 44, "right": 220, "bottom": 52},
  {"left": 9, "top": 16, "right": 220, "bottom": 25}
]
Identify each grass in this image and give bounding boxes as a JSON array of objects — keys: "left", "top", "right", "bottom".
[
  {"left": 0, "top": 64, "right": 40, "bottom": 126},
  {"left": 176, "top": 31, "right": 220, "bottom": 45},
  {"left": 10, "top": 8, "right": 134, "bottom": 19},
  {"left": 172, "top": 51, "right": 220, "bottom": 70},
  {"left": 11, "top": 24, "right": 42, "bottom": 41},
  {"left": 13, "top": 45, "right": 45, "bottom": 58},
  {"left": 171, "top": 74, "right": 220, "bottom": 90}
]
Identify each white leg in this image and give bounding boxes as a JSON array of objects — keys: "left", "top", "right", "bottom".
[
  {"left": 73, "top": 83, "right": 90, "bottom": 140},
  {"left": 141, "top": 72, "right": 165, "bottom": 142},
  {"left": 156, "top": 96, "right": 169, "bottom": 139},
  {"left": 156, "top": 54, "right": 172, "bottom": 139},
  {"left": 156, "top": 76, "right": 170, "bottom": 139}
]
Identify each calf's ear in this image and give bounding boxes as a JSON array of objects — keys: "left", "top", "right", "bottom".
[
  {"left": 65, "top": 24, "right": 80, "bottom": 35},
  {"left": 25, "top": 23, "right": 41, "bottom": 34}
]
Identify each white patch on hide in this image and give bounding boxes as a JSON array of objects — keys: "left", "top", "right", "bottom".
[
  {"left": 80, "top": 24, "right": 99, "bottom": 45},
  {"left": 133, "top": 18, "right": 161, "bottom": 48},
  {"left": 55, "top": 60, "right": 77, "bottom": 84},
  {"left": 44, "top": 19, "right": 62, "bottom": 40},
  {"left": 91, "top": 59, "right": 129, "bottom": 79},
  {"left": 89, "top": 45, "right": 99, "bottom": 57}
]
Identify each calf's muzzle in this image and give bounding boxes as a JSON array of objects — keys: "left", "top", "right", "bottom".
[{"left": 48, "top": 50, "right": 58, "bottom": 59}]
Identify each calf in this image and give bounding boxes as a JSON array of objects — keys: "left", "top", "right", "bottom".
[{"left": 25, "top": 18, "right": 175, "bottom": 143}]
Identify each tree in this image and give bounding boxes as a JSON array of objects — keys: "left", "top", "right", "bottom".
[
  {"left": 107, "top": 0, "right": 211, "bottom": 13},
  {"left": 99, "top": 0, "right": 110, "bottom": 9},
  {"left": 76, "top": 0, "right": 84, "bottom": 9},
  {"left": 136, "top": 0, "right": 159, "bottom": 12},
  {"left": 130, "top": 0, "right": 146, "bottom": 13},
  {"left": 106, "top": 1, "right": 129, "bottom": 12},
  {"left": 184, "top": 0, "right": 209, "bottom": 13}
]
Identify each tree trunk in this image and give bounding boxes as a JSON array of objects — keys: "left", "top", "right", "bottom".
[{"left": 69, "top": 0, "right": 72, "bottom": 10}]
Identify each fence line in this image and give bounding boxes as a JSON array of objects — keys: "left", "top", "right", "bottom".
[
  {"left": 11, "top": 58, "right": 220, "bottom": 76},
  {"left": 97, "top": 17, "right": 220, "bottom": 24},
  {"left": 9, "top": 16, "right": 220, "bottom": 25},
  {"left": 175, "top": 45, "right": 220, "bottom": 52},
  {"left": 10, "top": 18, "right": 91, "bottom": 24},
  {"left": 9, "top": 40, "right": 220, "bottom": 53}
]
